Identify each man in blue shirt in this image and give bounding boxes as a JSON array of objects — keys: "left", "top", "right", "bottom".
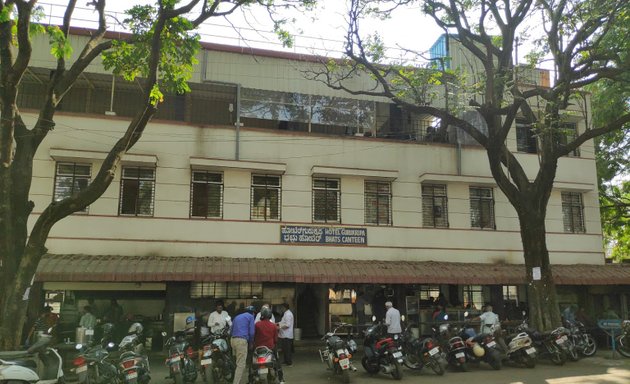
[{"left": 231, "top": 306, "right": 255, "bottom": 384}]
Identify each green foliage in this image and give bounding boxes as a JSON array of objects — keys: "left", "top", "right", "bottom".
[
  {"left": 0, "top": 4, "right": 12, "bottom": 23},
  {"left": 600, "top": 182, "right": 630, "bottom": 262},
  {"left": 47, "top": 26, "right": 73, "bottom": 59}
]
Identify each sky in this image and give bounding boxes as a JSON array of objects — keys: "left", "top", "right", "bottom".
[{"left": 40, "top": 0, "right": 445, "bottom": 63}]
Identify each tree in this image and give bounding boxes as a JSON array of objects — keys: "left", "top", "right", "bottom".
[
  {"left": 0, "top": 0, "right": 313, "bottom": 350},
  {"left": 317, "top": 0, "right": 630, "bottom": 330}
]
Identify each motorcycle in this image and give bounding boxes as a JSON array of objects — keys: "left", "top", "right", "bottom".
[
  {"left": 200, "top": 327, "right": 235, "bottom": 384},
  {"left": 72, "top": 341, "right": 121, "bottom": 384},
  {"left": 434, "top": 320, "right": 469, "bottom": 372},
  {"left": 516, "top": 320, "right": 567, "bottom": 365},
  {"left": 615, "top": 320, "right": 630, "bottom": 358},
  {"left": 250, "top": 346, "right": 279, "bottom": 384},
  {"left": 361, "top": 319, "right": 404, "bottom": 380},
  {"left": 118, "top": 323, "right": 151, "bottom": 384},
  {"left": 491, "top": 324, "right": 537, "bottom": 368},
  {"left": 566, "top": 320, "right": 597, "bottom": 357},
  {"left": 457, "top": 319, "right": 502, "bottom": 370},
  {"left": 0, "top": 329, "right": 65, "bottom": 383},
  {"left": 319, "top": 322, "right": 358, "bottom": 383},
  {"left": 399, "top": 322, "right": 446, "bottom": 375},
  {"left": 163, "top": 330, "right": 198, "bottom": 384}
]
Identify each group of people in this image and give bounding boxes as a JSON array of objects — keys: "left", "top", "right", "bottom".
[{"left": 206, "top": 301, "right": 294, "bottom": 384}]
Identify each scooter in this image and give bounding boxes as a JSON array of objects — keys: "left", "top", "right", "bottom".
[
  {"left": 0, "top": 330, "right": 65, "bottom": 383},
  {"left": 250, "top": 346, "right": 279, "bottom": 384}
]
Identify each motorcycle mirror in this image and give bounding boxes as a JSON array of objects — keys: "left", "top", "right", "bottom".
[
  {"left": 371, "top": 315, "right": 376, "bottom": 322},
  {"left": 75, "top": 343, "right": 83, "bottom": 350},
  {"left": 161, "top": 331, "right": 167, "bottom": 337},
  {"left": 401, "top": 315, "right": 405, "bottom": 322},
  {"left": 107, "top": 342, "right": 115, "bottom": 349},
  {"left": 443, "top": 314, "right": 449, "bottom": 321}
]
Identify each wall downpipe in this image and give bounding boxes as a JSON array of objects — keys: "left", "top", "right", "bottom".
[{"left": 235, "top": 83, "right": 241, "bottom": 161}]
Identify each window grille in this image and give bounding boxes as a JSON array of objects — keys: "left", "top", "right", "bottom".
[
  {"left": 422, "top": 184, "right": 449, "bottom": 228},
  {"left": 250, "top": 174, "right": 281, "bottom": 221},
  {"left": 463, "top": 285, "right": 484, "bottom": 310},
  {"left": 119, "top": 166, "right": 155, "bottom": 216},
  {"left": 190, "top": 282, "right": 263, "bottom": 298},
  {"left": 53, "top": 162, "right": 91, "bottom": 213},
  {"left": 313, "top": 178, "right": 341, "bottom": 223},
  {"left": 418, "top": 286, "right": 441, "bottom": 301},
  {"left": 516, "top": 118, "right": 537, "bottom": 153},
  {"left": 562, "top": 192, "right": 585, "bottom": 233},
  {"left": 470, "top": 187, "right": 495, "bottom": 229},
  {"left": 503, "top": 286, "right": 519, "bottom": 303},
  {"left": 190, "top": 171, "right": 223, "bottom": 219},
  {"left": 365, "top": 181, "right": 392, "bottom": 225},
  {"left": 555, "top": 122, "right": 580, "bottom": 157}
]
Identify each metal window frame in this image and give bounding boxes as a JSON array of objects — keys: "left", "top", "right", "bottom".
[
  {"left": 469, "top": 187, "right": 496, "bottom": 229},
  {"left": 118, "top": 166, "right": 156, "bottom": 217},
  {"left": 250, "top": 174, "right": 282, "bottom": 221},
  {"left": 190, "top": 170, "right": 224, "bottom": 219},
  {"left": 422, "top": 183, "right": 449, "bottom": 228},
  {"left": 364, "top": 180, "right": 392, "bottom": 225},
  {"left": 561, "top": 192, "right": 585, "bottom": 233},
  {"left": 53, "top": 162, "right": 92, "bottom": 214},
  {"left": 312, "top": 177, "right": 341, "bottom": 223},
  {"left": 190, "top": 282, "right": 264, "bottom": 299},
  {"left": 463, "top": 285, "right": 484, "bottom": 309}
]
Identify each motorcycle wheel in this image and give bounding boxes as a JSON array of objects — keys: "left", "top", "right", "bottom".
[
  {"left": 361, "top": 356, "right": 379, "bottom": 374},
  {"left": 429, "top": 357, "right": 446, "bottom": 376},
  {"left": 615, "top": 335, "right": 630, "bottom": 358},
  {"left": 402, "top": 354, "right": 421, "bottom": 370},
  {"left": 459, "top": 361, "right": 469, "bottom": 372},
  {"left": 523, "top": 354, "right": 536, "bottom": 368},
  {"left": 581, "top": 335, "right": 597, "bottom": 357},
  {"left": 488, "top": 350, "right": 502, "bottom": 370},
  {"left": 340, "top": 368, "right": 350, "bottom": 384},
  {"left": 173, "top": 371, "right": 185, "bottom": 384},
  {"left": 550, "top": 350, "right": 566, "bottom": 366},
  {"left": 391, "top": 360, "right": 403, "bottom": 380},
  {"left": 258, "top": 375, "right": 268, "bottom": 384},
  {"left": 565, "top": 342, "right": 580, "bottom": 362}
]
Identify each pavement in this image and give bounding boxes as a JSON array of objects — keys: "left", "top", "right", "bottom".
[{"left": 139, "top": 341, "right": 630, "bottom": 384}]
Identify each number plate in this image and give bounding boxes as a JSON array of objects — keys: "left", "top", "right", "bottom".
[
  {"left": 555, "top": 338, "right": 565, "bottom": 345},
  {"left": 76, "top": 365, "right": 88, "bottom": 373},
  {"left": 486, "top": 341, "right": 496, "bottom": 348},
  {"left": 258, "top": 368, "right": 269, "bottom": 375},
  {"left": 455, "top": 352, "right": 465, "bottom": 359},
  {"left": 85, "top": 329, "right": 95, "bottom": 336},
  {"left": 126, "top": 371, "right": 138, "bottom": 379},
  {"left": 526, "top": 347, "right": 536, "bottom": 355},
  {"left": 201, "top": 358, "right": 212, "bottom": 366},
  {"left": 392, "top": 351, "right": 403, "bottom": 358},
  {"left": 170, "top": 355, "right": 181, "bottom": 363},
  {"left": 339, "top": 358, "right": 350, "bottom": 369},
  {"left": 429, "top": 347, "right": 440, "bottom": 356}
]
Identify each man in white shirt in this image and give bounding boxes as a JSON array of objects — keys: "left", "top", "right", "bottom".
[
  {"left": 255, "top": 303, "right": 276, "bottom": 323},
  {"left": 207, "top": 300, "right": 232, "bottom": 334},
  {"left": 384, "top": 301, "right": 402, "bottom": 336},
  {"left": 479, "top": 304, "right": 500, "bottom": 334},
  {"left": 278, "top": 303, "right": 294, "bottom": 366}
]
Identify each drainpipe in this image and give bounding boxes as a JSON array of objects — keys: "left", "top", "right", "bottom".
[{"left": 235, "top": 83, "right": 241, "bottom": 161}]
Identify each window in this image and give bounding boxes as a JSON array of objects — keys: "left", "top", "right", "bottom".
[
  {"left": 190, "top": 282, "right": 263, "bottom": 299},
  {"left": 555, "top": 122, "right": 580, "bottom": 157},
  {"left": 503, "top": 286, "right": 519, "bottom": 303},
  {"left": 250, "top": 174, "right": 281, "bottom": 221},
  {"left": 562, "top": 192, "right": 585, "bottom": 233},
  {"left": 53, "top": 162, "right": 91, "bottom": 212},
  {"left": 365, "top": 181, "right": 392, "bottom": 225},
  {"left": 418, "top": 286, "right": 441, "bottom": 301},
  {"left": 516, "top": 118, "right": 537, "bottom": 153},
  {"left": 190, "top": 171, "right": 223, "bottom": 218},
  {"left": 119, "top": 166, "right": 155, "bottom": 216},
  {"left": 463, "top": 285, "right": 484, "bottom": 310},
  {"left": 422, "top": 184, "right": 449, "bottom": 228},
  {"left": 313, "top": 178, "right": 341, "bottom": 223},
  {"left": 470, "top": 187, "right": 495, "bottom": 229}
]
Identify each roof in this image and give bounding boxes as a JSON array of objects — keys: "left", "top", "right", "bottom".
[{"left": 34, "top": 254, "right": 630, "bottom": 286}]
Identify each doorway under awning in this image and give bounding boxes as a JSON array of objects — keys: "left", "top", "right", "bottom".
[{"left": 35, "top": 254, "right": 630, "bottom": 285}]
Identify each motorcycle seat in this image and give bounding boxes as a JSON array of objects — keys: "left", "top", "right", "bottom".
[
  {"left": 14, "top": 359, "right": 39, "bottom": 370},
  {"left": 0, "top": 351, "right": 33, "bottom": 359}
]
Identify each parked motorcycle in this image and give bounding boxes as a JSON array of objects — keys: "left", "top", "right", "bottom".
[
  {"left": 250, "top": 346, "right": 279, "bottom": 384},
  {"left": 492, "top": 324, "right": 537, "bottom": 368},
  {"left": 566, "top": 320, "right": 597, "bottom": 357},
  {"left": 118, "top": 323, "right": 151, "bottom": 384},
  {"left": 615, "top": 320, "right": 630, "bottom": 358},
  {"left": 200, "top": 327, "right": 235, "bottom": 384},
  {"left": 457, "top": 318, "right": 502, "bottom": 370},
  {"left": 434, "top": 321, "right": 469, "bottom": 372},
  {"left": 72, "top": 341, "right": 120, "bottom": 384},
  {"left": 0, "top": 329, "right": 65, "bottom": 383},
  {"left": 555, "top": 326, "right": 580, "bottom": 361},
  {"left": 319, "top": 322, "right": 358, "bottom": 383},
  {"left": 399, "top": 322, "right": 446, "bottom": 375},
  {"left": 163, "top": 330, "right": 197, "bottom": 384},
  {"left": 516, "top": 320, "right": 566, "bottom": 365},
  {"left": 361, "top": 320, "right": 404, "bottom": 380}
]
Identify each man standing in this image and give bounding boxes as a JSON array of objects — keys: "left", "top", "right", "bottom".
[
  {"left": 79, "top": 305, "right": 97, "bottom": 330},
  {"left": 278, "top": 303, "right": 294, "bottom": 366},
  {"left": 384, "top": 301, "right": 401, "bottom": 337},
  {"left": 254, "top": 307, "right": 285, "bottom": 384},
  {"left": 231, "top": 306, "right": 255, "bottom": 384},
  {"left": 255, "top": 303, "right": 275, "bottom": 323},
  {"left": 208, "top": 300, "right": 232, "bottom": 334},
  {"left": 479, "top": 304, "right": 500, "bottom": 334}
]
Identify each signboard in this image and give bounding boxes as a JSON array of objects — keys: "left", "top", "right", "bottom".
[
  {"left": 598, "top": 319, "right": 622, "bottom": 330},
  {"left": 280, "top": 225, "right": 367, "bottom": 245}
]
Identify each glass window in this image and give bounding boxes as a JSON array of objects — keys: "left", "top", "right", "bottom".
[
  {"left": 190, "top": 282, "right": 263, "bottom": 298},
  {"left": 418, "top": 286, "right": 441, "bottom": 301},
  {"left": 463, "top": 285, "right": 484, "bottom": 310},
  {"left": 365, "top": 181, "right": 392, "bottom": 225},
  {"left": 313, "top": 178, "right": 341, "bottom": 223},
  {"left": 422, "top": 184, "right": 448, "bottom": 228},
  {"left": 190, "top": 171, "right": 223, "bottom": 219},
  {"left": 516, "top": 118, "right": 537, "bottom": 153},
  {"left": 470, "top": 187, "right": 495, "bottom": 229},
  {"left": 562, "top": 192, "right": 585, "bottom": 233},
  {"left": 119, "top": 166, "right": 155, "bottom": 216},
  {"left": 503, "top": 286, "right": 519, "bottom": 303},
  {"left": 555, "top": 122, "right": 580, "bottom": 157},
  {"left": 53, "top": 162, "right": 91, "bottom": 213},
  {"left": 251, "top": 174, "right": 281, "bottom": 221}
]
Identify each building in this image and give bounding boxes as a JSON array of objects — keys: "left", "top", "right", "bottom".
[{"left": 22, "top": 30, "right": 629, "bottom": 339}]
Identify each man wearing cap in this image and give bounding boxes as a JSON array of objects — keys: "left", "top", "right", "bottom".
[
  {"left": 231, "top": 306, "right": 255, "bottom": 384},
  {"left": 384, "top": 301, "right": 402, "bottom": 337}
]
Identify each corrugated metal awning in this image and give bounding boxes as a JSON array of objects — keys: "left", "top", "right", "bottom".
[{"left": 34, "top": 254, "right": 630, "bottom": 285}]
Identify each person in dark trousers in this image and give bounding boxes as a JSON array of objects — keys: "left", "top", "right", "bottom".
[
  {"left": 255, "top": 307, "right": 285, "bottom": 384},
  {"left": 278, "top": 303, "right": 294, "bottom": 366}
]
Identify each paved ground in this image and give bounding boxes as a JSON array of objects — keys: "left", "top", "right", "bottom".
[{"left": 143, "top": 345, "right": 630, "bottom": 384}]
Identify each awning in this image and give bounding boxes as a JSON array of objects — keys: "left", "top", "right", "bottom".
[{"left": 34, "top": 254, "right": 630, "bottom": 286}]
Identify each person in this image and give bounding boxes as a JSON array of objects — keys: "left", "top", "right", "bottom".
[
  {"left": 104, "top": 299, "right": 123, "bottom": 323},
  {"left": 79, "top": 305, "right": 97, "bottom": 330},
  {"left": 208, "top": 300, "right": 232, "bottom": 334},
  {"left": 255, "top": 303, "right": 276, "bottom": 323},
  {"left": 254, "top": 307, "right": 285, "bottom": 384},
  {"left": 87, "top": 298, "right": 101, "bottom": 320},
  {"left": 384, "top": 301, "right": 402, "bottom": 337},
  {"left": 278, "top": 303, "right": 294, "bottom": 366},
  {"left": 435, "top": 292, "right": 448, "bottom": 307},
  {"left": 562, "top": 304, "right": 577, "bottom": 324},
  {"left": 355, "top": 291, "right": 367, "bottom": 325},
  {"left": 432, "top": 304, "right": 448, "bottom": 322},
  {"left": 231, "top": 305, "right": 255, "bottom": 384},
  {"left": 28, "top": 305, "right": 58, "bottom": 343},
  {"left": 478, "top": 304, "right": 500, "bottom": 334},
  {"left": 576, "top": 306, "right": 593, "bottom": 327}
]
